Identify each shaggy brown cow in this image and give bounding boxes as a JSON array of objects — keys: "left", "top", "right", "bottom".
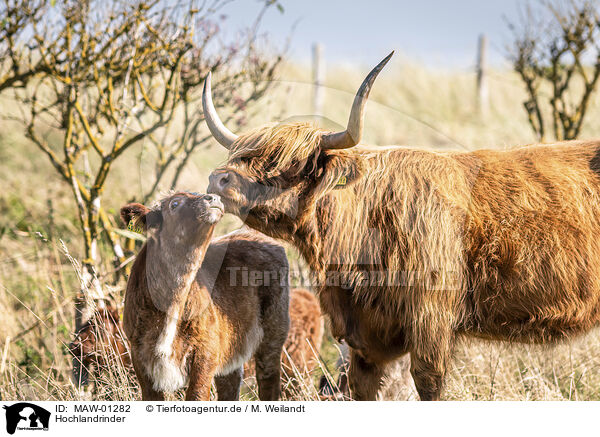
[
  {"left": 121, "top": 192, "right": 290, "bottom": 400},
  {"left": 203, "top": 52, "right": 600, "bottom": 400}
]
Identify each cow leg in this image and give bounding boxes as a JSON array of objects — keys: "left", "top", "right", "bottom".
[
  {"left": 347, "top": 347, "right": 385, "bottom": 401},
  {"left": 409, "top": 356, "right": 445, "bottom": 401},
  {"left": 409, "top": 331, "right": 454, "bottom": 401},
  {"left": 215, "top": 367, "right": 243, "bottom": 401}
]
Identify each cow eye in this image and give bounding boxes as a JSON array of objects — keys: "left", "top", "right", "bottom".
[{"left": 170, "top": 199, "right": 181, "bottom": 210}]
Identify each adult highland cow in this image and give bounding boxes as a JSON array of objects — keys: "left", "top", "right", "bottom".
[{"left": 204, "top": 52, "right": 600, "bottom": 400}]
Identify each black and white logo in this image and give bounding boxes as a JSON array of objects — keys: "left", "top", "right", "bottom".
[{"left": 2, "top": 403, "right": 50, "bottom": 434}]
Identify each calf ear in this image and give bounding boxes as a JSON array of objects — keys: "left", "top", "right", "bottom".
[
  {"left": 120, "top": 203, "right": 162, "bottom": 231},
  {"left": 120, "top": 203, "right": 149, "bottom": 226}
]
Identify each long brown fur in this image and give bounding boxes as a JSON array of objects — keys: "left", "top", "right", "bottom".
[{"left": 208, "top": 121, "right": 600, "bottom": 400}]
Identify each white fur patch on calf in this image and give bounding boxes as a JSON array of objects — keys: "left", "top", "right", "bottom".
[
  {"left": 150, "top": 354, "right": 188, "bottom": 392},
  {"left": 148, "top": 309, "right": 189, "bottom": 392},
  {"left": 156, "top": 310, "right": 179, "bottom": 356}
]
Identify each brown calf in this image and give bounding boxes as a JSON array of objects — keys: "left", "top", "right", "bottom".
[
  {"left": 121, "top": 192, "right": 289, "bottom": 400},
  {"left": 281, "top": 288, "right": 324, "bottom": 378}
]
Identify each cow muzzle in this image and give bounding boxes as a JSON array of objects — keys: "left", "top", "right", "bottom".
[{"left": 208, "top": 170, "right": 231, "bottom": 195}]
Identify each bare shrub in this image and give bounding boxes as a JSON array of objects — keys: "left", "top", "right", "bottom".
[
  {"left": 508, "top": 0, "right": 600, "bottom": 141},
  {"left": 0, "top": 0, "right": 283, "bottom": 381}
]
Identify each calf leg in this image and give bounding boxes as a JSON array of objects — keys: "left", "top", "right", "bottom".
[
  {"left": 255, "top": 365, "right": 280, "bottom": 400},
  {"left": 347, "top": 348, "right": 385, "bottom": 401},
  {"left": 185, "top": 354, "right": 217, "bottom": 401},
  {"left": 215, "top": 368, "right": 243, "bottom": 401},
  {"left": 255, "top": 283, "right": 290, "bottom": 401},
  {"left": 132, "top": 354, "right": 165, "bottom": 401},
  {"left": 255, "top": 338, "right": 286, "bottom": 400}
]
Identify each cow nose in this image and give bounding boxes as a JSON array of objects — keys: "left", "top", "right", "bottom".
[{"left": 212, "top": 172, "right": 230, "bottom": 190}]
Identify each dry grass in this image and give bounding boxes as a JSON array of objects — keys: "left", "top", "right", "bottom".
[{"left": 3, "top": 60, "right": 600, "bottom": 401}]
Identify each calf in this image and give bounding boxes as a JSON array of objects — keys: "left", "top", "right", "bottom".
[
  {"left": 319, "top": 343, "right": 416, "bottom": 401},
  {"left": 121, "top": 192, "right": 289, "bottom": 400}
]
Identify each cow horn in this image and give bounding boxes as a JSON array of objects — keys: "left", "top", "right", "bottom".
[
  {"left": 202, "top": 72, "right": 238, "bottom": 149},
  {"left": 321, "top": 51, "right": 394, "bottom": 150}
]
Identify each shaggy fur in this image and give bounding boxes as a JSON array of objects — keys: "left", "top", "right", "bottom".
[
  {"left": 208, "top": 121, "right": 600, "bottom": 400},
  {"left": 122, "top": 192, "right": 290, "bottom": 401}
]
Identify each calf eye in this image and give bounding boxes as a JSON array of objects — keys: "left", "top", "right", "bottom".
[{"left": 170, "top": 199, "right": 180, "bottom": 210}]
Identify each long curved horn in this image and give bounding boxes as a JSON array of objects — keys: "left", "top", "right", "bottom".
[
  {"left": 202, "top": 72, "right": 238, "bottom": 149},
  {"left": 321, "top": 51, "right": 394, "bottom": 150}
]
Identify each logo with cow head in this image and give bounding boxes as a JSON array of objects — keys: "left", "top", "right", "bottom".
[{"left": 2, "top": 403, "right": 50, "bottom": 434}]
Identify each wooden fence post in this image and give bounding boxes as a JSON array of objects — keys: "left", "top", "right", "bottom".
[{"left": 476, "top": 34, "right": 488, "bottom": 115}]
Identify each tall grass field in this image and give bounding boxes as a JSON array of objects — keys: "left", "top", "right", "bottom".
[{"left": 2, "top": 61, "right": 600, "bottom": 401}]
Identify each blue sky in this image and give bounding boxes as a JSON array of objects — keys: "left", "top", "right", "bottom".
[{"left": 219, "top": 0, "right": 523, "bottom": 69}]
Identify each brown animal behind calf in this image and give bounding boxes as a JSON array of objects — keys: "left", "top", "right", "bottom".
[
  {"left": 121, "top": 192, "right": 290, "bottom": 400},
  {"left": 70, "top": 304, "right": 131, "bottom": 386},
  {"left": 282, "top": 288, "right": 324, "bottom": 377}
]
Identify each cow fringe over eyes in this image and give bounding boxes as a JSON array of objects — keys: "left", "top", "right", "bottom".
[{"left": 229, "top": 123, "right": 325, "bottom": 178}]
